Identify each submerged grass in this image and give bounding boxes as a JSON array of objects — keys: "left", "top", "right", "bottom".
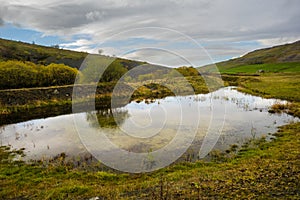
[{"left": 268, "top": 102, "right": 300, "bottom": 118}]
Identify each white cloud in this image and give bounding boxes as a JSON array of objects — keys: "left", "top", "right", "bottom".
[
  {"left": 258, "top": 37, "right": 300, "bottom": 47},
  {"left": 0, "top": 0, "right": 299, "bottom": 65},
  {"left": 60, "top": 39, "right": 93, "bottom": 48},
  {"left": 85, "top": 11, "right": 106, "bottom": 21}
]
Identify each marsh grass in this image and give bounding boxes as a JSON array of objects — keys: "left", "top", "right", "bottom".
[
  {"left": 237, "top": 73, "right": 300, "bottom": 102},
  {"left": 268, "top": 102, "right": 300, "bottom": 118}
]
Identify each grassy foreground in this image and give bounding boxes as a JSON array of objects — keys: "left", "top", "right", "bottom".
[
  {"left": 1, "top": 122, "right": 299, "bottom": 199},
  {"left": 0, "top": 72, "right": 300, "bottom": 199}
]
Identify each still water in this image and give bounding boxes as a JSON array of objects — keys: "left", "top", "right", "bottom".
[{"left": 0, "top": 87, "right": 298, "bottom": 163}]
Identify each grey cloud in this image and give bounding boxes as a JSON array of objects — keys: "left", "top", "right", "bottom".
[
  {"left": 1, "top": 0, "right": 299, "bottom": 39},
  {"left": 0, "top": 3, "right": 93, "bottom": 30},
  {"left": 0, "top": 0, "right": 214, "bottom": 35},
  {"left": 0, "top": 0, "right": 299, "bottom": 65}
]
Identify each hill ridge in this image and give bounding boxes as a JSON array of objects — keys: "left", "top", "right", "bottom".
[{"left": 199, "top": 40, "right": 300, "bottom": 72}]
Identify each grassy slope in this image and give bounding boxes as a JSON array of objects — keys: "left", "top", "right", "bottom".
[
  {"left": 0, "top": 38, "right": 144, "bottom": 71},
  {"left": 0, "top": 38, "right": 87, "bottom": 68},
  {"left": 219, "top": 40, "right": 300, "bottom": 69},
  {"left": 199, "top": 40, "right": 300, "bottom": 73},
  {"left": 220, "top": 62, "right": 300, "bottom": 74}
]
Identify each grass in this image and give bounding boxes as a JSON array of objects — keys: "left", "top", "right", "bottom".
[
  {"left": 268, "top": 102, "right": 300, "bottom": 118},
  {"left": 199, "top": 40, "right": 300, "bottom": 73},
  {"left": 199, "top": 40, "right": 300, "bottom": 72},
  {"left": 0, "top": 121, "right": 299, "bottom": 199},
  {"left": 131, "top": 75, "right": 221, "bottom": 101},
  {"left": 237, "top": 73, "right": 300, "bottom": 102},
  {"left": 219, "top": 62, "right": 300, "bottom": 74},
  {"left": 0, "top": 38, "right": 87, "bottom": 68}
]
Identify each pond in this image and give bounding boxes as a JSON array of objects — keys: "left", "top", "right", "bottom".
[{"left": 0, "top": 87, "right": 298, "bottom": 172}]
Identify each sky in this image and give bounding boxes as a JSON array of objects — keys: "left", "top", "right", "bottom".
[{"left": 0, "top": 0, "right": 299, "bottom": 67}]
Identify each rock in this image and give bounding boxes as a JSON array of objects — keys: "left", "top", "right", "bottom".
[
  {"left": 53, "top": 89, "right": 59, "bottom": 95},
  {"left": 256, "top": 69, "right": 265, "bottom": 73},
  {"left": 89, "top": 197, "right": 100, "bottom": 200}
]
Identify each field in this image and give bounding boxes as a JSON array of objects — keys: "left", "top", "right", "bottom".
[{"left": 219, "top": 62, "right": 300, "bottom": 74}]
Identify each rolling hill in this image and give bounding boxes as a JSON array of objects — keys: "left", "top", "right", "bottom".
[
  {"left": 0, "top": 38, "right": 149, "bottom": 89},
  {"left": 0, "top": 38, "right": 201, "bottom": 89},
  {"left": 0, "top": 38, "right": 144, "bottom": 70},
  {"left": 0, "top": 38, "right": 87, "bottom": 68},
  {"left": 199, "top": 40, "right": 300, "bottom": 73}
]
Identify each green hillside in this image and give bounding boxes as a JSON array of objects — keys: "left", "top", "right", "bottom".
[
  {"left": 0, "top": 38, "right": 145, "bottom": 70},
  {"left": 199, "top": 40, "right": 300, "bottom": 73},
  {"left": 0, "top": 38, "right": 203, "bottom": 90},
  {"left": 219, "top": 62, "right": 300, "bottom": 74},
  {"left": 0, "top": 38, "right": 87, "bottom": 68},
  {"left": 0, "top": 38, "right": 148, "bottom": 89}
]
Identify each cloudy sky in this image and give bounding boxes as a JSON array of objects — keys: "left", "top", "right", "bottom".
[{"left": 0, "top": 0, "right": 299, "bottom": 67}]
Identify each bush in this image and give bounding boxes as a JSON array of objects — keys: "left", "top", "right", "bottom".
[
  {"left": 0, "top": 61, "right": 79, "bottom": 89},
  {"left": 176, "top": 66, "right": 200, "bottom": 77}
]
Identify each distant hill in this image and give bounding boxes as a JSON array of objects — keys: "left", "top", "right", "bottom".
[
  {"left": 199, "top": 40, "right": 300, "bottom": 73},
  {"left": 0, "top": 38, "right": 144, "bottom": 70}
]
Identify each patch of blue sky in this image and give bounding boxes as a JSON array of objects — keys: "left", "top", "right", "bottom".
[
  {"left": 0, "top": 23, "right": 64, "bottom": 46},
  {"left": 71, "top": 34, "right": 93, "bottom": 41}
]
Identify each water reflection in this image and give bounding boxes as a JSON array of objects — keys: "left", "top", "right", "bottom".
[
  {"left": 0, "top": 87, "right": 298, "bottom": 163},
  {"left": 86, "top": 109, "right": 129, "bottom": 129}
]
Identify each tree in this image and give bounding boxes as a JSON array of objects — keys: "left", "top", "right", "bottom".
[{"left": 98, "top": 49, "right": 103, "bottom": 55}]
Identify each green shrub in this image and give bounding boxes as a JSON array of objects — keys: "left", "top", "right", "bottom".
[{"left": 0, "top": 60, "right": 78, "bottom": 89}]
